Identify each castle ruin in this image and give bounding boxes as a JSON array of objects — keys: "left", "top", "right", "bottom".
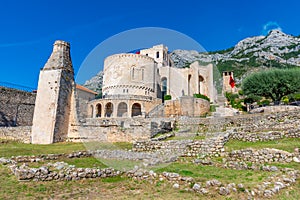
[{"left": 28, "top": 41, "right": 215, "bottom": 144}]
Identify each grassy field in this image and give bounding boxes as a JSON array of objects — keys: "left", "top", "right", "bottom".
[
  {"left": 0, "top": 140, "right": 132, "bottom": 158},
  {"left": 157, "top": 162, "right": 272, "bottom": 188},
  {"left": 225, "top": 137, "right": 300, "bottom": 153},
  {"left": 0, "top": 139, "right": 299, "bottom": 199},
  {"left": 0, "top": 140, "right": 86, "bottom": 157}
]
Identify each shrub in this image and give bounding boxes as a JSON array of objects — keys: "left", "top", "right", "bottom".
[
  {"left": 193, "top": 93, "right": 210, "bottom": 102},
  {"left": 243, "top": 94, "right": 262, "bottom": 104},
  {"left": 242, "top": 68, "right": 300, "bottom": 102},
  {"left": 164, "top": 95, "right": 172, "bottom": 100},
  {"left": 238, "top": 90, "right": 244, "bottom": 96},
  {"left": 258, "top": 99, "right": 270, "bottom": 106},
  {"left": 281, "top": 96, "right": 289, "bottom": 105},
  {"left": 210, "top": 105, "right": 217, "bottom": 112},
  {"left": 288, "top": 93, "right": 300, "bottom": 102}
]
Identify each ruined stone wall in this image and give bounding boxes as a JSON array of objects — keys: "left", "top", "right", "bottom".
[
  {"left": 68, "top": 118, "right": 174, "bottom": 142},
  {"left": 227, "top": 148, "right": 295, "bottom": 163},
  {"left": 0, "top": 87, "right": 35, "bottom": 126},
  {"left": 177, "top": 111, "right": 300, "bottom": 133},
  {"left": 132, "top": 134, "right": 229, "bottom": 157},
  {"left": 159, "top": 62, "right": 214, "bottom": 101},
  {"left": 164, "top": 96, "right": 210, "bottom": 117},
  {"left": 0, "top": 126, "right": 31, "bottom": 143}
]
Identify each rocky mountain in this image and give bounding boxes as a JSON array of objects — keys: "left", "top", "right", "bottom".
[
  {"left": 84, "top": 30, "right": 300, "bottom": 92},
  {"left": 83, "top": 71, "right": 103, "bottom": 94},
  {"left": 171, "top": 30, "right": 300, "bottom": 83}
]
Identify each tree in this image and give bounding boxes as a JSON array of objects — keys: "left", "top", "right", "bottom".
[{"left": 242, "top": 68, "right": 300, "bottom": 102}]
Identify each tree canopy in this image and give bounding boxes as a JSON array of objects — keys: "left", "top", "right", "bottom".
[{"left": 241, "top": 68, "right": 300, "bottom": 102}]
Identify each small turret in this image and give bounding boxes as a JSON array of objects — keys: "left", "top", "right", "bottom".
[{"left": 43, "top": 40, "right": 73, "bottom": 73}]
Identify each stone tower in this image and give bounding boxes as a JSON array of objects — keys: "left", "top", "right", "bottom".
[
  {"left": 222, "top": 71, "right": 236, "bottom": 93},
  {"left": 31, "top": 40, "right": 74, "bottom": 144}
]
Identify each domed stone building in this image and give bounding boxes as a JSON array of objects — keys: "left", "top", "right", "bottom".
[{"left": 88, "top": 44, "right": 214, "bottom": 119}]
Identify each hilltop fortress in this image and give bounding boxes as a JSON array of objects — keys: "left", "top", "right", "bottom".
[
  {"left": 28, "top": 41, "right": 215, "bottom": 144},
  {"left": 0, "top": 40, "right": 221, "bottom": 144}
]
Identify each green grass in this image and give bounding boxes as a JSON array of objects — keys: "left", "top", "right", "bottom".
[
  {"left": 166, "top": 134, "right": 206, "bottom": 141},
  {"left": 156, "top": 162, "right": 272, "bottom": 188},
  {"left": 83, "top": 141, "right": 132, "bottom": 151},
  {"left": 267, "top": 162, "right": 300, "bottom": 171},
  {"left": 113, "top": 142, "right": 132, "bottom": 150},
  {"left": 60, "top": 157, "right": 107, "bottom": 168},
  {"left": 0, "top": 140, "right": 86, "bottom": 157},
  {"left": 0, "top": 165, "right": 209, "bottom": 200},
  {"left": 225, "top": 138, "right": 300, "bottom": 153},
  {"left": 0, "top": 139, "right": 299, "bottom": 199},
  {"left": 0, "top": 140, "right": 133, "bottom": 158}
]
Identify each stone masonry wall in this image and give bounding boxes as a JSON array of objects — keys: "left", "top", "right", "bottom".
[
  {"left": 177, "top": 111, "right": 300, "bottom": 133},
  {"left": 0, "top": 126, "right": 31, "bottom": 143},
  {"left": 68, "top": 117, "right": 174, "bottom": 142},
  {"left": 133, "top": 134, "right": 229, "bottom": 157},
  {"left": 227, "top": 148, "right": 295, "bottom": 163},
  {"left": 0, "top": 87, "right": 36, "bottom": 126}
]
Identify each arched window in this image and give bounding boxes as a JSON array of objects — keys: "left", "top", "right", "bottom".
[
  {"left": 156, "top": 51, "right": 159, "bottom": 58},
  {"left": 161, "top": 77, "right": 167, "bottom": 93},
  {"left": 188, "top": 74, "right": 192, "bottom": 96},
  {"left": 131, "top": 103, "right": 142, "bottom": 117},
  {"left": 105, "top": 102, "right": 113, "bottom": 117},
  {"left": 117, "top": 102, "right": 128, "bottom": 117},
  {"left": 198, "top": 75, "right": 204, "bottom": 94},
  {"left": 96, "top": 104, "right": 102, "bottom": 117}
]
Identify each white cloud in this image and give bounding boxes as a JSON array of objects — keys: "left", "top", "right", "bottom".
[{"left": 262, "top": 21, "right": 282, "bottom": 35}]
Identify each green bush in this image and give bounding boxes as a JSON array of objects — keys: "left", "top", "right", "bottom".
[
  {"left": 225, "top": 92, "right": 246, "bottom": 111},
  {"left": 210, "top": 105, "right": 217, "bottom": 112},
  {"left": 193, "top": 93, "right": 210, "bottom": 102},
  {"left": 281, "top": 96, "right": 289, "bottom": 105},
  {"left": 244, "top": 94, "right": 262, "bottom": 104},
  {"left": 288, "top": 93, "right": 300, "bottom": 102},
  {"left": 225, "top": 92, "right": 239, "bottom": 102},
  {"left": 164, "top": 95, "right": 172, "bottom": 100},
  {"left": 238, "top": 90, "right": 244, "bottom": 96},
  {"left": 258, "top": 99, "right": 270, "bottom": 106},
  {"left": 242, "top": 68, "right": 300, "bottom": 102}
]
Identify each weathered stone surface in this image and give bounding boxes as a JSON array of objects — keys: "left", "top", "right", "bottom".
[
  {"left": 192, "top": 183, "right": 201, "bottom": 191},
  {"left": 0, "top": 87, "right": 35, "bottom": 127},
  {"left": 228, "top": 148, "right": 294, "bottom": 164},
  {"left": 32, "top": 40, "right": 74, "bottom": 144},
  {"left": 219, "top": 187, "right": 230, "bottom": 195}
]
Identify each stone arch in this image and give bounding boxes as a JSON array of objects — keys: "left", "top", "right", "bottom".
[
  {"left": 198, "top": 75, "right": 204, "bottom": 94},
  {"left": 105, "top": 102, "right": 113, "bottom": 117},
  {"left": 96, "top": 103, "right": 102, "bottom": 117},
  {"left": 188, "top": 74, "right": 192, "bottom": 96},
  {"left": 161, "top": 77, "right": 167, "bottom": 93},
  {"left": 161, "top": 77, "right": 167, "bottom": 100},
  {"left": 117, "top": 102, "right": 128, "bottom": 117},
  {"left": 131, "top": 103, "right": 142, "bottom": 117}
]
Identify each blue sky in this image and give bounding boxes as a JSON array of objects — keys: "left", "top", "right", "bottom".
[{"left": 0, "top": 0, "right": 300, "bottom": 88}]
